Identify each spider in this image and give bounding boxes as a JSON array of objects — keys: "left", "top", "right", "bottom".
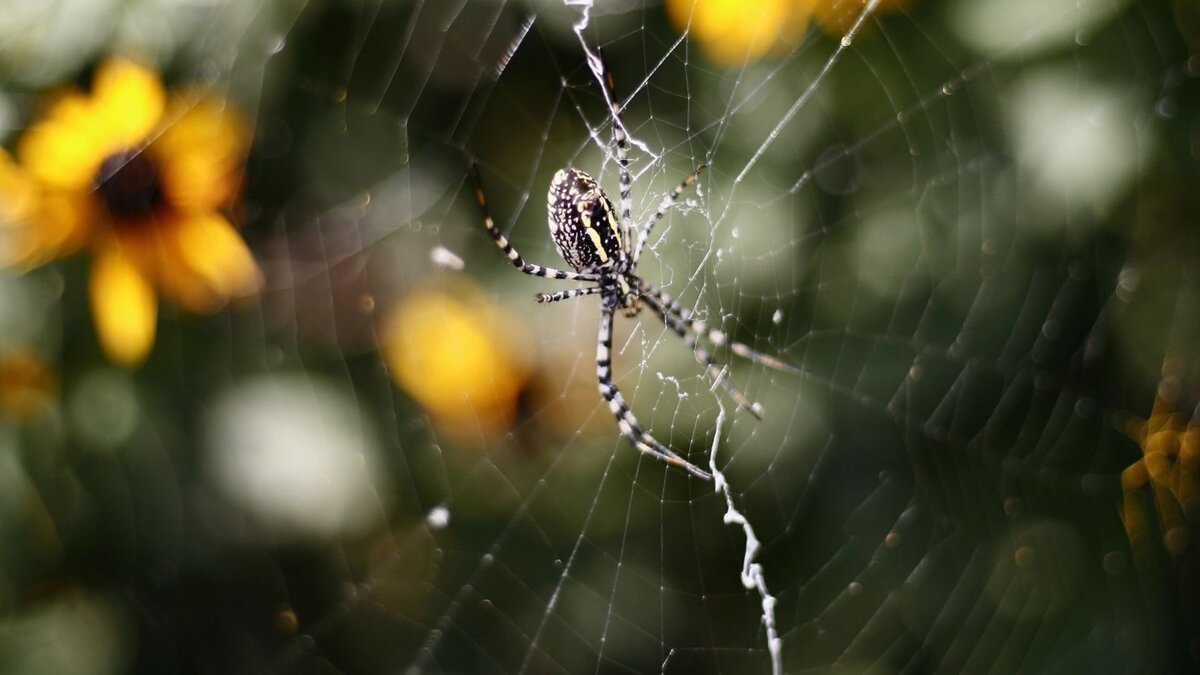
[{"left": 469, "top": 62, "right": 799, "bottom": 481}]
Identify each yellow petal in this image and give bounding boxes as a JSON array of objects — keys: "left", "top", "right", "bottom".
[
  {"left": 35, "top": 190, "right": 95, "bottom": 258},
  {"left": 91, "top": 57, "right": 165, "bottom": 149},
  {"left": 90, "top": 243, "right": 158, "bottom": 367},
  {"left": 175, "top": 213, "right": 262, "bottom": 300},
  {"left": 0, "top": 149, "right": 38, "bottom": 224},
  {"left": 156, "top": 98, "right": 247, "bottom": 212},
  {"left": 17, "top": 95, "right": 110, "bottom": 190},
  {"left": 113, "top": 223, "right": 213, "bottom": 313},
  {"left": 151, "top": 233, "right": 218, "bottom": 313},
  {"left": 5, "top": 191, "right": 96, "bottom": 269},
  {"left": 0, "top": 149, "right": 96, "bottom": 268},
  {"left": 161, "top": 213, "right": 261, "bottom": 312},
  {"left": 157, "top": 96, "right": 246, "bottom": 161},
  {"left": 158, "top": 150, "right": 239, "bottom": 213}
]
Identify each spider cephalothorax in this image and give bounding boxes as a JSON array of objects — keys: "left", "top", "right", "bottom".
[{"left": 470, "top": 61, "right": 800, "bottom": 480}]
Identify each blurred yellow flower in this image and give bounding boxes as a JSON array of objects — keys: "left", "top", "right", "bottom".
[
  {"left": 666, "top": 0, "right": 913, "bottom": 66},
  {"left": 1121, "top": 365, "right": 1199, "bottom": 566},
  {"left": 381, "top": 282, "right": 532, "bottom": 447},
  {"left": 0, "top": 347, "right": 56, "bottom": 420},
  {"left": 666, "top": 0, "right": 810, "bottom": 66},
  {"left": 0, "top": 57, "right": 260, "bottom": 367}
]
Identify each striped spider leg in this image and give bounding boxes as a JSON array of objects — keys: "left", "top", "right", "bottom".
[
  {"left": 597, "top": 303, "right": 712, "bottom": 480},
  {"left": 636, "top": 279, "right": 805, "bottom": 377},
  {"left": 637, "top": 290, "right": 764, "bottom": 420},
  {"left": 600, "top": 57, "right": 636, "bottom": 258},
  {"left": 471, "top": 164, "right": 602, "bottom": 284},
  {"left": 597, "top": 55, "right": 704, "bottom": 273},
  {"left": 632, "top": 165, "right": 705, "bottom": 270},
  {"left": 637, "top": 279, "right": 808, "bottom": 426}
]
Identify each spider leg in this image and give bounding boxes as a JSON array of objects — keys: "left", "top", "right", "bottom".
[
  {"left": 638, "top": 280, "right": 804, "bottom": 376},
  {"left": 536, "top": 286, "right": 604, "bottom": 304},
  {"left": 633, "top": 165, "right": 705, "bottom": 268},
  {"left": 597, "top": 305, "right": 712, "bottom": 480},
  {"left": 642, "top": 293, "right": 763, "bottom": 420},
  {"left": 470, "top": 164, "right": 601, "bottom": 282},
  {"left": 598, "top": 54, "right": 635, "bottom": 250}
]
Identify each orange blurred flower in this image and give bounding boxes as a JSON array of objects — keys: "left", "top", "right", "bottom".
[
  {"left": 666, "top": 0, "right": 913, "bottom": 66},
  {"left": 1121, "top": 362, "right": 1200, "bottom": 566},
  {"left": 381, "top": 281, "right": 532, "bottom": 447},
  {"left": 0, "top": 347, "right": 56, "bottom": 421},
  {"left": 0, "top": 57, "right": 260, "bottom": 367}
]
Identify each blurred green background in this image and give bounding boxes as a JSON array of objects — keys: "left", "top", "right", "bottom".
[{"left": 0, "top": 0, "right": 1197, "bottom": 673}]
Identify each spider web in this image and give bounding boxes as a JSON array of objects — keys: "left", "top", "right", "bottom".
[{"left": 6, "top": 0, "right": 1198, "bottom": 673}]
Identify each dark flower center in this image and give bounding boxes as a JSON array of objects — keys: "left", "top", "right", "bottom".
[{"left": 95, "top": 149, "right": 163, "bottom": 220}]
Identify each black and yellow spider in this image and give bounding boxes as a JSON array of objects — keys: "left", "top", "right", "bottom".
[{"left": 470, "top": 62, "right": 798, "bottom": 481}]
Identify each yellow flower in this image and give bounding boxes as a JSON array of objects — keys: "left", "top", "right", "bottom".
[
  {"left": 1121, "top": 361, "right": 1199, "bottom": 566},
  {"left": 666, "top": 0, "right": 810, "bottom": 67},
  {"left": 666, "top": 0, "right": 914, "bottom": 66},
  {"left": 0, "top": 57, "right": 261, "bottom": 367},
  {"left": 381, "top": 282, "right": 532, "bottom": 447}
]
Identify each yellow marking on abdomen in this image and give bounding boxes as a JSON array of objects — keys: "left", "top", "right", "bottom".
[
  {"left": 579, "top": 206, "right": 609, "bottom": 263},
  {"left": 607, "top": 211, "right": 623, "bottom": 249},
  {"left": 586, "top": 228, "right": 608, "bottom": 262}
]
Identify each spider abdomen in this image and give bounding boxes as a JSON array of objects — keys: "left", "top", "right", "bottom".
[{"left": 547, "top": 168, "right": 624, "bottom": 272}]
